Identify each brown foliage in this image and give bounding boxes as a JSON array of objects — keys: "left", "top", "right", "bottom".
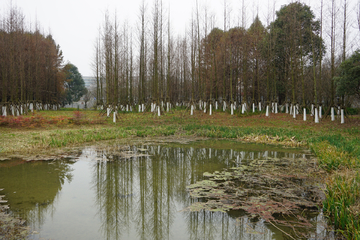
[{"left": 0, "top": 6, "right": 65, "bottom": 104}]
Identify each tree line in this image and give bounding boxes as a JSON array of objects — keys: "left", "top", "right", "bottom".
[
  {"left": 93, "top": 0, "right": 358, "bottom": 119},
  {"left": 0, "top": 6, "right": 65, "bottom": 113}
]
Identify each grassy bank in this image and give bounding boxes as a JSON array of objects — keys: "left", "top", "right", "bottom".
[{"left": 0, "top": 109, "right": 360, "bottom": 238}]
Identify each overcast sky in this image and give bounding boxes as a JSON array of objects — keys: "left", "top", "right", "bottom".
[{"left": 1, "top": 0, "right": 358, "bottom": 77}]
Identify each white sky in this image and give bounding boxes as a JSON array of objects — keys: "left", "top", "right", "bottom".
[{"left": 1, "top": 0, "right": 358, "bottom": 77}]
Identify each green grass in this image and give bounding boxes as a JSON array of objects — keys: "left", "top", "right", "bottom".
[
  {"left": 311, "top": 140, "right": 360, "bottom": 239},
  {"left": 41, "top": 125, "right": 179, "bottom": 148},
  {"left": 323, "top": 172, "right": 360, "bottom": 240},
  {"left": 183, "top": 124, "right": 311, "bottom": 142}
]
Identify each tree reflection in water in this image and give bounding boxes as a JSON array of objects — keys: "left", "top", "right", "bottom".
[
  {"left": 90, "top": 142, "right": 328, "bottom": 240},
  {"left": 0, "top": 158, "right": 75, "bottom": 230},
  {"left": 0, "top": 142, "right": 331, "bottom": 239}
]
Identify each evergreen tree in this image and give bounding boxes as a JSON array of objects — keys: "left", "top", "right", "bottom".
[{"left": 62, "top": 63, "right": 87, "bottom": 106}]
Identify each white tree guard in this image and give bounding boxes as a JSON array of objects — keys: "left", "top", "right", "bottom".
[
  {"left": 2, "top": 106, "right": 6, "bottom": 117},
  {"left": 293, "top": 105, "right": 296, "bottom": 118},
  {"left": 311, "top": 104, "right": 314, "bottom": 116},
  {"left": 314, "top": 107, "right": 319, "bottom": 123},
  {"left": 265, "top": 105, "right": 269, "bottom": 117}
]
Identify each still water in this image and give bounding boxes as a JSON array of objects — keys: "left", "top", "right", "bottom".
[{"left": 0, "top": 140, "right": 330, "bottom": 240}]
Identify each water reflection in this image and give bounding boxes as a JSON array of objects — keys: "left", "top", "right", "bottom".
[
  {"left": 0, "top": 158, "right": 74, "bottom": 229},
  {"left": 89, "top": 142, "right": 325, "bottom": 240},
  {"left": 0, "top": 142, "right": 330, "bottom": 239}
]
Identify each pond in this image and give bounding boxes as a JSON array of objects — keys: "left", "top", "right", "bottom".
[{"left": 0, "top": 140, "right": 333, "bottom": 239}]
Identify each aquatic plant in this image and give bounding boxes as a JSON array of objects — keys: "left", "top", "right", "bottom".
[{"left": 185, "top": 156, "right": 323, "bottom": 239}]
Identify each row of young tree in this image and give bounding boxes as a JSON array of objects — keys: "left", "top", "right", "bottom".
[
  {"left": 0, "top": 7, "right": 65, "bottom": 107},
  {"left": 93, "top": 0, "right": 357, "bottom": 118}
]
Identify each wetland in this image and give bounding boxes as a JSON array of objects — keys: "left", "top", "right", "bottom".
[{"left": 0, "top": 139, "right": 333, "bottom": 239}]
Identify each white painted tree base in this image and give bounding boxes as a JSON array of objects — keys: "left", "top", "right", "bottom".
[
  {"left": 242, "top": 103, "right": 246, "bottom": 114},
  {"left": 314, "top": 108, "right": 319, "bottom": 123},
  {"left": 311, "top": 104, "right": 314, "bottom": 116},
  {"left": 2, "top": 106, "right": 6, "bottom": 117},
  {"left": 293, "top": 106, "right": 296, "bottom": 119}
]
